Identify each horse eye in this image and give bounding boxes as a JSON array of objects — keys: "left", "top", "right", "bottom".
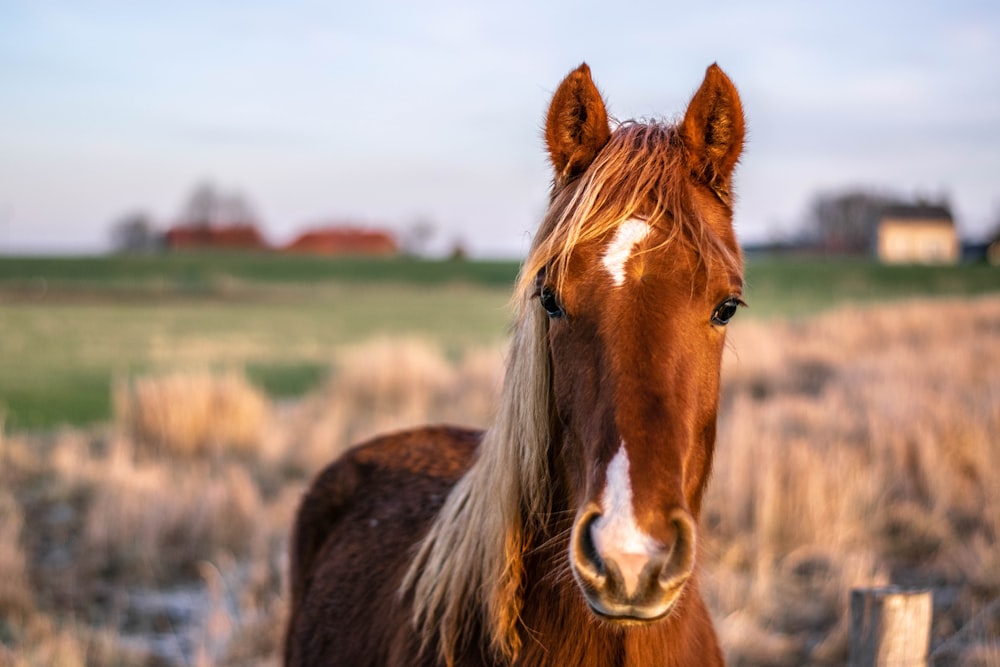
[
  {"left": 539, "top": 286, "right": 565, "bottom": 318},
  {"left": 711, "top": 296, "right": 743, "bottom": 326}
]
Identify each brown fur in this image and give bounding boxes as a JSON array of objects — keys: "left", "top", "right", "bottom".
[
  {"left": 286, "top": 63, "right": 745, "bottom": 666},
  {"left": 285, "top": 427, "right": 480, "bottom": 666}
]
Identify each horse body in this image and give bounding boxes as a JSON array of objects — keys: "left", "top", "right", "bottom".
[
  {"left": 285, "top": 427, "right": 478, "bottom": 666},
  {"left": 286, "top": 63, "right": 744, "bottom": 666}
]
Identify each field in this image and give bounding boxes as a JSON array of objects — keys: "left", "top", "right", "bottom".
[
  {"left": 0, "top": 255, "right": 519, "bottom": 431},
  {"left": 2, "top": 254, "right": 998, "bottom": 430},
  {"left": 1, "top": 254, "right": 999, "bottom": 665}
]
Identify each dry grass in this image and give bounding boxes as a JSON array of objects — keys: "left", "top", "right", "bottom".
[
  {"left": 80, "top": 450, "right": 262, "bottom": 582},
  {"left": 267, "top": 338, "right": 503, "bottom": 478},
  {"left": 113, "top": 370, "right": 271, "bottom": 459},
  {"left": 1, "top": 297, "right": 998, "bottom": 665},
  {"left": 708, "top": 297, "right": 1000, "bottom": 665},
  {"left": 0, "top": 488, "right": 34, "bottom": 627},
  {"left": 0, "top": 338, "right": 503, "bottom": 666}
]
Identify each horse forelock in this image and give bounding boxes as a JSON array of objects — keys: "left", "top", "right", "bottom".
[
  {"left": 402, "top": 117, "right": 740, "bottom": 667},
  {"left": 516, "top": 119, "right": 742, "bottom": 303}
]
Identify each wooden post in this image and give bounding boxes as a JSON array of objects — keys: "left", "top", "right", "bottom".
[{"left": 849, "top": 587, "right": 932, "bottom": 666}]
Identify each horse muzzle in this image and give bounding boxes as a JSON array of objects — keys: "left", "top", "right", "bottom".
[{"left": 569, "top": 505, "right": 697, "bottom": 623}]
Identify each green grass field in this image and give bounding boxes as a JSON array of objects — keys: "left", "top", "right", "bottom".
[
  {"left": 0, "top": 253, "right": 521, "bottom": 290},
  {"left": 741, "top": 256, "right": 1000, "bottom": 316},
  {"left": 1, "top": 254, "right": 997, "bottom": 430}
]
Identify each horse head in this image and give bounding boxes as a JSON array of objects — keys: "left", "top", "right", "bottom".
[{"left": 530, "top": 62, "right": 745, "bottom": 624}]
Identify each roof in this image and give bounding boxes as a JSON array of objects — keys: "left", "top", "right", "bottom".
[
  {"left": 164, "top": 223, "right": 269, "bottom": 249},
  {"left": 283, "top": 226, "right": 398, "bottom": 255},
  {"left": 880, "top": 205, "right": 954, "bottom": 225}
]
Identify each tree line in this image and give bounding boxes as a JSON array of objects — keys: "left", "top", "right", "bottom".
[
  {"left": 802, "top": 189, "right": 954, "bottom": 253},
  {"left": 110, "top": 183, "right": 259, "bottom": 253},
  {"left": 109, "top": 183, "right": 446, "bottom": 257},
  {"left": 113, "top": 183, "right": 989, "bottom": 256}
]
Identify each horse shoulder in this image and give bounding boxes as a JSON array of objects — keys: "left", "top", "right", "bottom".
[{"left": 286, "top": 425, "right": 481, "bottom": 667}]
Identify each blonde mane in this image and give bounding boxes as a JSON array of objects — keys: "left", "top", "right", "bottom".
[{"left": 401, "top": 120, "right": 739, "bottom": 667}]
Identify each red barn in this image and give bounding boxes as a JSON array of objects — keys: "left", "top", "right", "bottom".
[
  {"left": 284, "top": 226, "right": 398, "bottom": 256},
  {"left": 164, "top": 224, "right": 269, "bottom": 251}
]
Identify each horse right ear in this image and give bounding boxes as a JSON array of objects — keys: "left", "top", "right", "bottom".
[{"left": 545, "top": 63, "right": 611, "bottom": 185}]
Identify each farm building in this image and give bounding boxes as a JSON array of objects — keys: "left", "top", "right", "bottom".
[
  {"left": 988, "top": 232, "right": 1000, "bottom": 266},
  {"left": 876, "top": 205, "right": 959, "bottom": 264},
  {"left": 164, "top": 224, "right": 269, "bottom": 251},
  {"left": 283, "top": 226, "right": 398, "bottom": 256}
]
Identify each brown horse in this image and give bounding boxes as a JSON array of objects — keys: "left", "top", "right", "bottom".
[{"left": 285, "top": 62, "right": 745, "bottom": 667}]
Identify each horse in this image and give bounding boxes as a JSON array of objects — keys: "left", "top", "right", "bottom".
[{"left": 285, "top": 62, "right": 745, "bottom": 667}]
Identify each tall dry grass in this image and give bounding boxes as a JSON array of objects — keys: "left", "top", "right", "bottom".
[
  {"left": 0, "top": 488, "right": 33, "bottom": 627},
  {"left": 113, "top": 369, "right": 271, "bottom": 459},
  {"left": 0, "top": 338, "right": 504, "bottom": 666},
  {"left": 1, "top": 297, "right": 998, "bottom": 665},
  {"left": 268, "top": 338, "right": 503, "bottom": 478},
  {"left": 708, "top": 297, "right": 1000, "bottom": 665}
]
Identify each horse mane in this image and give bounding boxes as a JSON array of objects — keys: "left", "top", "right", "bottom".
[{"left": 401, "top": 119, "right": 740, "bottom": 667}]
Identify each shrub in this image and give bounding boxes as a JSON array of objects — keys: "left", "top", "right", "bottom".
[
  {"left": 82, "top": 457, "right": 262, "bottom": 583},
  {"left": 113, "top": 370, "right": 271, "bottom": 459}
]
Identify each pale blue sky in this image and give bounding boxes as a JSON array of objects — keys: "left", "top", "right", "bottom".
[{"left": 1, "top": 0, "right": 998, "bottom": 256}]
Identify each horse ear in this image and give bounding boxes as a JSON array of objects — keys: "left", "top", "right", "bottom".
[
  {"left": 545, "top": 63, "right": 611, "bottom": 184},
  {"left": 680, "top": 64, "right": 745, "bottom": 203}
]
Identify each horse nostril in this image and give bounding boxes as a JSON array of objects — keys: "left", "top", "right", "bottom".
[
  {"left": 582, "top": 514, "right": 605, "bottom": 575},
  {"left": 659, "top": 510, "right": 696, "bottom": 586},
  {"left": 572, "top": 511, "right": 606, "bottom": 580}
]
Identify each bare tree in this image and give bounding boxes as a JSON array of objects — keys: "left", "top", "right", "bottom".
[
  {"left": 401, "top": 218, "right": 436, "bottom": 257},
  {"left": 178, "top": 182, "right": 258, "bottom": 228},
  {"left": 802, "top": 189, "right": 907, "bottom": 253},
  {"left": 218, "top": 191, "right": 257, "bottom": 226},
  {"left": 804, "top": 189, "right": 958, "bottom": 255},
  {"left": 110, "top": 211, "right": 162, "bottom": 253}
]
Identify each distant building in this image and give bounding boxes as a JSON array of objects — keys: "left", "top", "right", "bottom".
[
  {"left": 164, "top": 223, "right": 269, "bottom": 251},
  {"left": 876, "top": 205, "right": 959, "bottom": 265},
  {"left": 988, "top": 234, "right": 1000, "bottom": 266},
  {"left": 284, "top": 226, "right": 398, "bottom": 256}
]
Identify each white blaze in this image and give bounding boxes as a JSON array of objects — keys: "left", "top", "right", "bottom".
[
  {"left": 591, "top": 442, "right": 659, "bottom": 595},
  {"left": 601, "top": 218, "right": 651, "bottom": 287}
]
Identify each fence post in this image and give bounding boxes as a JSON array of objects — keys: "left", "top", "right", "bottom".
[{"left": 849, "top": 587, "right": 933, "bottom": 666}]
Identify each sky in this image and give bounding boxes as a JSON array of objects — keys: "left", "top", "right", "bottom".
[{"left": 1, "top": 0, "right": 998, "bottom": 257}]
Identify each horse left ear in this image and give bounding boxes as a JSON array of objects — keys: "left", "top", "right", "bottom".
[
  {"left": 680, "top": 64, "right": 745, "bottom": 204},
  {"left": 545, "top": 63, "right": 612, "bottom": 185}
]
